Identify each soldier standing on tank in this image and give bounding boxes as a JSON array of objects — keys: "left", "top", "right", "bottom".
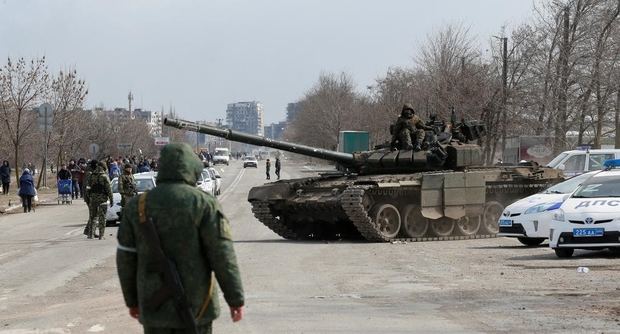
[
  {"left": 265, "top": 158, "right": 271, "bottom": 180},
  {"left": 275, "top": 157, "right": 281, "bottom": 180},
  {"left": 390, "top": 104, "right": 432, "bottom": 151},
  {"left": 119, "top": 164, "right": 137, "bottom": 208},
  {"left": 84, "top": 160, "right": 113, "bottom": 240},
  {"left": 116, "top": 143, "right": 244, "bottom": 333}
]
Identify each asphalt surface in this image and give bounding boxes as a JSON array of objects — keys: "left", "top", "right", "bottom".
[{"left": 1, "top": 159, "right": 619, "bottom": 333}]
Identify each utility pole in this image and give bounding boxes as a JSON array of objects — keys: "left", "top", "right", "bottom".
[{"left": 500, "top": 37, "right": 508, "bottom": 161}]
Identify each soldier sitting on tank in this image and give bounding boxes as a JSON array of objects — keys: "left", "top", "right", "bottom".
[{"left": 390, "top": 104, "right": 433, "bottom": 151}]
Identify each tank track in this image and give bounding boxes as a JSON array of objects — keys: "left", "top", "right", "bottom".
[
  {"left": 251, "top": 179, "right": 555, "bottom": 243},
  {"left": 250, "top": 201, "right": 299, "bottom": 240}
]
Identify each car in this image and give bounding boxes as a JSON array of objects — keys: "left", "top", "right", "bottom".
[
  {"left": 546, "top": 149, "right": 620, "bottom": 177},
  {"left": 243, "top": 156, "right": 258, "bottom": 168},
  {"left": 207, "top": 167, "right": 222, "bottom": 195},
  {"left": 212, "top": 147, "right": 230, "bottom": 165},
  {"left": 549, "top": 159, "right": 620, "bottom": 258},
  {"left": 197, "top": 170, "right": 216, "bottom": 195},
  {"left": 106, "top": 172, "right": 157, "bottom": 223},
  {"left": 498, "top": 171, "right": 598, "bottom": 246}
]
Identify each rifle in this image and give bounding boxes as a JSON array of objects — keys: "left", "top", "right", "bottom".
[{"left": 139, "top": 216, "right": 199, "bottom": 334}]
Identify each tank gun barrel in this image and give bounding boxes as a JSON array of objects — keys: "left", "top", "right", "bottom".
[{"left": 164, "top": 118, "right": 355, "bottom": 165}]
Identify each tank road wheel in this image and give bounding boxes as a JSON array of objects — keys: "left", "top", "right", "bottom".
[
  {"left": 481, "top": 201, "right": 504, "bottom": 234},
  {"left": 371, "top": 204, "right": 401, "bottom": 239},
  {"left": 400, "top": 205, "right": 429, "bottom": 238},
  {"left": 454, "top": 215, "right": 481, "bottom": 236},
  {"left": 429, "top": 218, "right": 455, "bottom": 237}
]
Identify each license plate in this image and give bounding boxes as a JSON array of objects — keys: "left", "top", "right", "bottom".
[
  {"left": 499, "top": 219, "right": 513, "bottom": 227},
  {"left": 573, "top": 228, "right": 604, "bottom": 237}
]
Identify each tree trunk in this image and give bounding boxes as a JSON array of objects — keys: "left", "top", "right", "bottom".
[{"left": 616, "top": 83, "right": 620, "bottom": 148}]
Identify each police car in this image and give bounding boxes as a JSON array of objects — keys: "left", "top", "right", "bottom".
[
  {"left": 549, "top": 159, "right": 620, "bottom": 257},
  {"left": 498, "top": 171, "right": 597, "bottom": 246}
]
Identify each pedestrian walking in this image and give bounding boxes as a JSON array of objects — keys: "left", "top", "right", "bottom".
[
  {"left": 265, "top": 158, "right": 271, "bottom": 180},
  {"left": 0, "top": 160, "right": 10, "bottom": 195},
  {"left": 18, "top": 169, "right": 36, "bottom": 213},
  {"left": 57, "top": 164, "right": 71, "bottom": 180},
  {"left": 69, "top": 160, "right": 83, "bottom": 199},
  {"left": 116, "top": 143, "right": 244, "bottom": 333},
  {"left": 275, "top": 157, "right": 281, "bottom": 180},
  {"left": 84, "top": 160, "right": 113, "bottom": 240}
]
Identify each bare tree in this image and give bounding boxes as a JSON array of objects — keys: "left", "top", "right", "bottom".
[{"left": 0, "top": 57, "right": 50, "bottom": 183}]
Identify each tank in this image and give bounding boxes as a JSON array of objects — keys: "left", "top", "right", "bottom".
[{"left": 164, "top": 118, "right": 564, "bottom": 242}]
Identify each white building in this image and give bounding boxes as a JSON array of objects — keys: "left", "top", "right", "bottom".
[{"left": 226, "top": 101, "right": 264, "bottom": 136}]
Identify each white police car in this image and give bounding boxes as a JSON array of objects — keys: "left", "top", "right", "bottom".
[
  {"left": 498, "top": 171, "right": 597, "bottom": 246},
  {"left": 549, "top": 159, "right": 620, "bottom": 257}
]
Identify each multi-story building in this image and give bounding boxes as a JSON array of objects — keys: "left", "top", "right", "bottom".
[
  {"left": 264, "top": 121, "right": 287, "bottom": 140},
  {"left": 226, "top": 101, "right": 264, "bottom": 136},
  {"left": 93, "top": 107, "right": 162, "bottom": 137},
  {"left": 286, "top": 102, "right": 301, "bottom": 123}
]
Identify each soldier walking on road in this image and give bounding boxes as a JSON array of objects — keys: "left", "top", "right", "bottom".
[
  {"left": 275, "top": 157, "right": 281, "bottom": 180},
  {"left": 116, "top": 143, "right": 244, "bottom": 334},
  {"left": 119, "top": 164, "right": 137, "bottom": 208},
  {"left": 265, "top": 158, "right": 271, "bottom": 180},
  {"left": 84, "top": 160, "right": 113, "bottom": 240}
]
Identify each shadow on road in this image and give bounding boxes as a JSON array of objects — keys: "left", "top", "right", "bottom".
[
  {"left": 470, "top": 244, "right": 548, "bottom": 250},
  {"left": 234, "top": 238, "right": 365, "bottom": 245}
]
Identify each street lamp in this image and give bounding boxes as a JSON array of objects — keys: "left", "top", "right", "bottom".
[{"left": 493, "top": 35, "right": 508, "bottom": 161}]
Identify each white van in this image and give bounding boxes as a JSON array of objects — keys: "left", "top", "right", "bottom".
[
  {"left": 546, "top": 149, "right": 620, "bottom": 177},
  {"left": 212, "top": 147, "right": 230, "bottom": 165}
]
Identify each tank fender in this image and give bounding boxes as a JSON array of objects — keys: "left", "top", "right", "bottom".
[
  {"left": 421, "top": 172, "right": 486, "bottom": 220},
  {"left": 248, "top": 182, "right": 293, "bottom": 201}
]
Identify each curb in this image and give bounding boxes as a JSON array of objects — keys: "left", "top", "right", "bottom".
[{"left": 1, "top": 198, "right": 55, "bottom": 214}]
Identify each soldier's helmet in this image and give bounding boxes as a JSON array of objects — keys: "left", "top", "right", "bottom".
[
  {"left": 89, "top": 159, "right": 98, "bottom": 170},
  {"left": 401, "top": 103, "right": 414, "bottom": 118},
  {"left": 124, "top": 163, "right": 132, "bottom": 170}
]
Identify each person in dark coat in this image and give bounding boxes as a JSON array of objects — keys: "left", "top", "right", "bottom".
[
  {"left": 275, "top": 157, "right": 281, "bottom": 180},
  {"left": 18, "top": 169, "right": 36, "bottom": 213},
  {"left": 0, "top": 160, "right": 10, "bottom": 195}
]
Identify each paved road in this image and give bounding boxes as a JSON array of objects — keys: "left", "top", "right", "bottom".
[{"left": 1, "top": 159, "right": 619, "bottom": 333}]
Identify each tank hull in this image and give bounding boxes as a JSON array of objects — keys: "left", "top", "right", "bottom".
[{"left": 248, "top": 167, "right": 563, "bottom": 242}]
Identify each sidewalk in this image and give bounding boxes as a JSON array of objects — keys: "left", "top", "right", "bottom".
[{"left": 0, "top": 187, "right": 65, "bottom": 213}]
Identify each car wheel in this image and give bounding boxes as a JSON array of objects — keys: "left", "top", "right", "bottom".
[
  {"left": 517, "top": 237, "right": 545, "bottom": 247},
  {"left": 554, "top": 248, "right": 574, "bottom": 258},
  {"left": 609, "top": 247, "right": 620, "bottom": 256}
]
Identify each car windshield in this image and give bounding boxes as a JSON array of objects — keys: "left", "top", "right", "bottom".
[
  {"left": 244, "top": 157, "right": 256, "bottom": 161},
  {"left": 572, "top": 176, "right": 620, "bottom": 198},
  {"left": 201, "top": 171, "right": 212, "bottom": 181},
  {"left": 546, "top": 153, "right": 568, "bottom": 168},
  {"left": 543, "top": 172, "right": 596, "bottom": 194},
  {"left": 111, "top": 178, "right": 155, "bottom": 193},
  {"left": 215, "top": 150, "right": 227, "bottom": 156}
]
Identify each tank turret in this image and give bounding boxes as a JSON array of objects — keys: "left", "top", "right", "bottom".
[{"left": 164, "top": 118, "right": 484, "bottom": 174}]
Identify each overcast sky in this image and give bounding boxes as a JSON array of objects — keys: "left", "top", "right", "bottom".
[{"left": 0, "top": 0, "right": 534, "bottom": 124}]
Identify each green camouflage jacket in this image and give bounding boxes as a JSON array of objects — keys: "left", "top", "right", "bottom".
[
  {"left": 116, "top": 143, "right": 244, "bottom": 328},
  {"left": 119, "top": 174, "right": 136, "bottom": 196},
  {"left": 85, "top": 165, "right": 113, "bottom": 204}
]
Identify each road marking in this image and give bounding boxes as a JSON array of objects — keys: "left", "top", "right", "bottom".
[
  {"left": 218, "top": 168, "right": 245, "bottom": 202},
  {"left": 65, "top": 228, "right": 83, "bottom": 236}
]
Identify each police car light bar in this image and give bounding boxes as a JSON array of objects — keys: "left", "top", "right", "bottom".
[{"left": 603, "top": 159, "right": 620, "bottom": 169}]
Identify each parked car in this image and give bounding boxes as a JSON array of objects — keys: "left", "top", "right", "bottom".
[
  {"left": 549, "top": 160, "right": 620, "bottom": 257},
  {"left": 106, "top": 172, "right": 157, "bottom": 223},
  {"left": 243, "top": 156, "right": 258, "bottom": 168},
  {"left": 207, "top": 167, "right": 222, "bottom": 195},
  {"left": 546, "top": 149, "right": 620, "bottom": 177},
  {"left": 197, "top": 170, "right": 216, "bottom": 195},
  {"left": 498, "top": 171, "right": 598, "bottom": 246}
]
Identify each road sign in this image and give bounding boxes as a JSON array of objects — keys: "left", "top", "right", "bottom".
[
  {"left": 89, "top": 143, "right": 100, "bottom": 157},
  {"left": 117, "top": 143, "right": 132, "bottom": 150},
  {"left": 154, "top": 137, "right": 170, "bottom": 146}
]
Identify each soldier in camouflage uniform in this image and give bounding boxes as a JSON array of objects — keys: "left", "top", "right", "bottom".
[
  {"left": 119, "top": 164, "right": 137, "bottom": 207},
  {"left": 117, "top": 143, "right": 244, "bottom": 334},
  {"left": 390, "top": 103, "right": 432, "bottom": 151},
  {"left": 85, "top": 160, "right": 113, "bottom": 240}
]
